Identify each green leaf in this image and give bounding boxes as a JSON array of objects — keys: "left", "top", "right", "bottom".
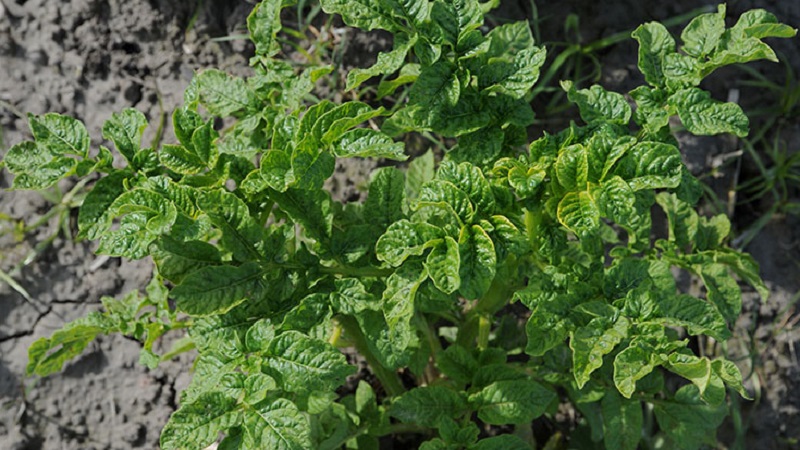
[
  {"left": 263, "top": 331, "right": 355, "bottom": 393},
  {"left": 382, "top": 262, "right": 428, "bottom": 348},
  {"left": 616, "top": 141, "right": 683, "bottom": 191},
  {"left": 470, "top": 379, "right": 555, "bottom": 425},
  {"left": 457, "top": 224, "right": 496, "bottom": 300},
  {"left": 712, "top": 358, "right": 750, "bottom": 399},
  {"left": 319, "top": 0, "right": 397, "bottom": 31},
  {"left": 314, "top": 102, "right": 385, "bottom": 144},
  {"left": 347, "top": 33, "right": 417, "bottom": 91},
  {"left": 102, "top": 108, "right": 147, "bottom": 164},
  {"left": 557, "top": 191, "right": 600, "bottom": 235},
  {"left": 632, "top": 22, "right": 676, "bottom": 87},
  {"left": 556, "top": 144, "right": 589, "bottom": 191},
  {"left": 172, "top": 262, "right": 266, "bottom": 316},
  {"left": 331, "top": 128, "right": 406, "bottom": 160},
  {"left": 670, "top": 88, "right": 749, "bottom": 137},
  {"left": 656, "top": 192, "right": 699, "bottom": 249},
  {"left": 681, "top": 5, "right": 726, "bottom": 58},
  {"left": 602, "top": 391, "right": 643, "bottom": 450},
  {"left": 666, "top": 353, "right": 725, "bottom": 405},
  {"left": 432, "top": 0, "right": 483, "bottom": 46},
  {"left": 734, "top": 9, "right": 797, "bottom": 39},
  {"left": 595, "top": 176, "right": 635, "bottom": 225},
  {"left": 425, "top": 236, "right": 461, "bottom": 294},
  {"left": 586, "top": 134, "right": 636, "bottom": 183},
  {"left": 451, "top": 127, "right": 504, "bottom": 166},
  {"left": 378, "top": 63, "right": 421, "bottom": 98},
  {"left": 376, "top": 219, "right": 444, "bottom": 266},
  {"left": 194, "top": 69, "right": 256, "bottom": 117},
  {"left": 437, "top": 345, "right": 479, "bottom": 385},
  {"left": 248, "top": 0, "right": 283, "bottom": 58},
  {"left": 6, "top": 149, "right": 76, "bottom": 190},
  {"left": 151, "top": 238, "right": 222, "bottom": 284},
  {"left": 108, "top": 188, "right": 178, "bottom": 235},
  {"left": 630, "top": 86, "right": 671, "bottom": 133},
  {"left": 480, "top": 46, "right": 546, "bottom": 99},
  {"left": 364, "top": 167, "right": 406, "bottom": 229},
  {"left": 657, "top": 294, "right": 731, "bottom": 341},
  {"left": 699, "top": 263, "right": 741, "bottom": 323},
  {"left": 292, "top": 140, "right": 335, "bottom": 192},
  {"left": 653, "top": 385, "right": 728, "bottom": 450},
  {"left": 26, "top": 312, "right": 115, "bottom": 376},
  {"left": 562, "top": 81, "right": 631, "bottom": 125},
  {"left": 390, "top": 386, "right": 468, "bottom": 424},
  {"left": 663, "top": 52, "right": 702, "bottom": 86},
  {"left": 614, "top": 341, "right": 657, "bottom": 398},
  {"left": 271, "top": 188, "right": 333, "bottom": 243},
  {"left": 259, "top": 150, "right": 295, "bottom": 192},
  {"left": 408, "top": 61, "right": 460, "bottom": 126},
  {"left": 571, "top": 316, "right": 629, "bottom": 388},
  {"left": 471, "top": 435, "right": 532, "bottom": 450},
  {"left": 28, "top": 112, "right": 90, "bottom": 157},
  {"left": 173, "top": 108, "right": 204, "bottom": 150},
  {"left": 243, "top": 397, "right": 311, "bottom": 450},
  {"left": 710, "top": 249, "right": 769, "bottom": 301},
  {"left": 406, "top": 150, "right": 436, "bottom": 201},
  {"left": 77, "top": 172, "right": 129, "bottom": 239},
  {"left": 417, "top": 180, "right": 475, "bottom": 226},
  {"left": 437, "top": 161, "right": 495, "bottom": 217},
  {"left": 160, "top": 391, "right": 241, "bottom": 450},
  {"left": 198, "top": 189, "right": 264, "bottom": 262},
  {"left": 160, "top": 144, "right": 207, "bottom": 175}
]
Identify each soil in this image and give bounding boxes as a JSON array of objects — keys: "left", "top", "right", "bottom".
[{"left": 0, "top": 1, "right": 798, "bottom": 449}]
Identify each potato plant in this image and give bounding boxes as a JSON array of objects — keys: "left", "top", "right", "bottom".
[{"left": 2, "top": 1, "right": 795, "bottom": 449}]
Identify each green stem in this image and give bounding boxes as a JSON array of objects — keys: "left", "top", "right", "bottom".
[
  {"left": 318, "top": 265, "right": 393, "bottom": 278},
  {"left": 338, "top": 315, "right": 405, "bottom": 398},
  {"left": 477, "top": 315, "right": 491, "bottom": 350}
]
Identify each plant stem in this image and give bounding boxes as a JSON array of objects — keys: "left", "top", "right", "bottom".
[{"left": 338, "top": 315, "right": 406, "bottom": 398}]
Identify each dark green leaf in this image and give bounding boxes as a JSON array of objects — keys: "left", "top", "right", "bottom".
[
  {"left": 562, "top": 81, "right": 631, "bottom": 125},
  {"left": 102, "top": 108, "right": 147, "bottom": 164},
  {"left": 28, "top": 112, "right": 90, "bottom": 157},
  {"left": 194, "top": 69, "right": 256, "bottom": 117},
  {"left": 263, "top": 331, "right": 355, "bottom": 393},
  {"left": 632, "top": 22, "right": 676, "bottom": 87},
  {"left": 653, "top": 385, "right": 728, "bottom": 450},
  {"left": 470, "top": 379, "right": 555, "bottom": 425},
  {"left": 391, "top": 386, "right": 468, "bottom": 424},
  {"left": 602, "top": 391, "right": 643, "bottom": 450},
  {"left": 457, "top": 224, "right": 496, "bottom": 300},
  {"left": 172, "top": 262, "right": 266, "bottom": 316},
  {"left": 161, "top": 391, "right": 241, "bottom": 450}
]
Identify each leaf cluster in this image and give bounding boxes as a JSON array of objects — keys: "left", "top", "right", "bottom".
[{"left": 3, "top": 1, "right": 795, "bottom": 449}]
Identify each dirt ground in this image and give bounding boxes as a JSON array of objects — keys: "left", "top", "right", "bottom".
[{"left": 0, "top": 1, "right": 798, "bottom": 449}]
